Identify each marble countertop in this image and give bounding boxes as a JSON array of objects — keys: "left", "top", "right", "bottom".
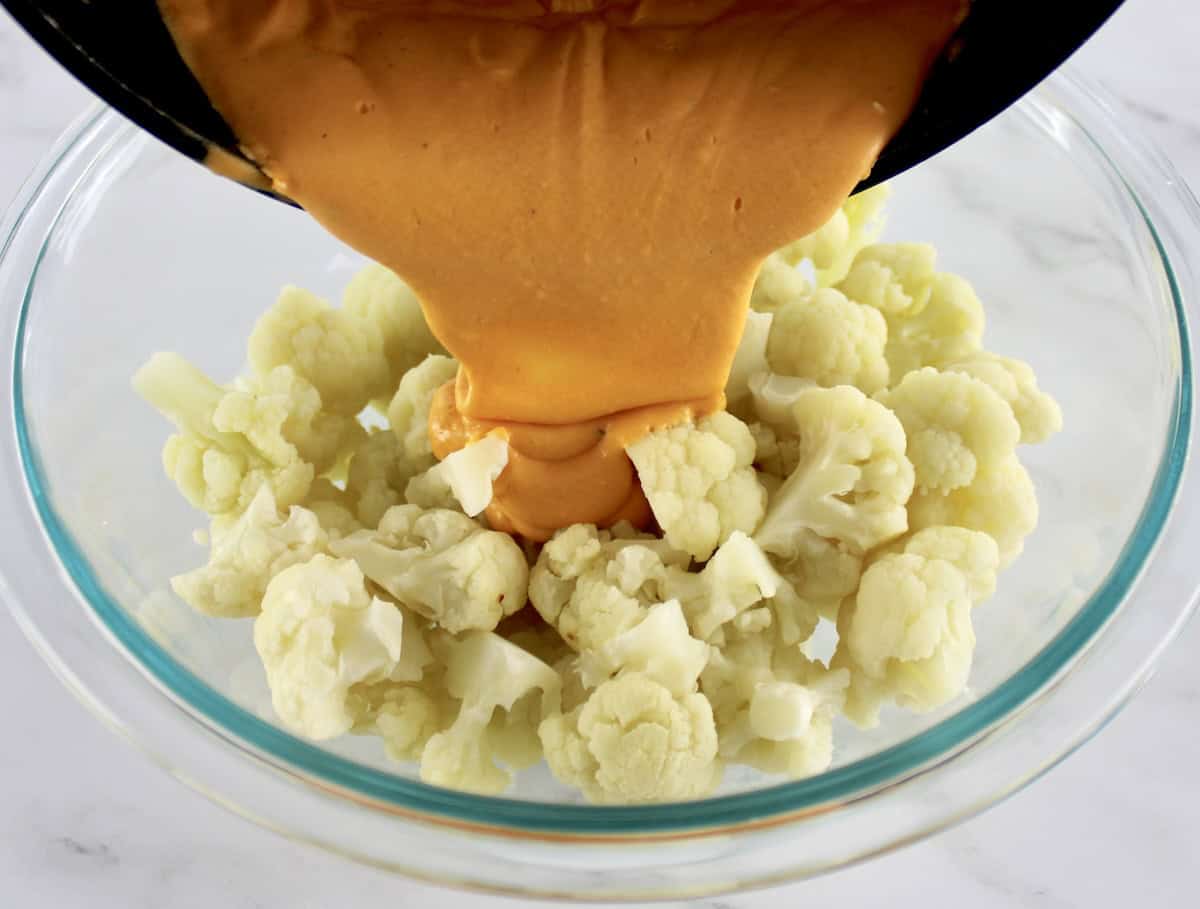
[{"left": 1, "top": 2, "right": 1198, "bottom": 906}]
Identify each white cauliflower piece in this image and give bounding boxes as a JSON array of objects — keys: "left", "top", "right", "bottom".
[
  {"left": 386, "top": 354, "right": 459, "bottom": 467},
  {"left": 420, "top": 631, "right": 560, "bottom": 795},
  {"left": 766, "top": 288, "right": 889, "bottom": 394},
  {"left": 876, "top": 367, "right": 1019, "bottom": 495},
  {"left": 330, "top": 505, "right": 527, "bottom": 634},
  {"left": 837, "top": 242, "right": 937, "bottom": 318},
  {"left": 627, "top": 411, "right": 766, "bottom": 561},
  {"left": 253, "top": 555, "right": 411, "bottom": 739},
  {"left": 765, "top": 528, "right": 862, "bottom": 622},
  {"left": 539, "top": 673, "right": 720, "bottom": 804},
  {"left": 908, "top": 455, "right": 1038, "bottom": 567},
  {"left": 754, "top": 384, "right": 914, "bottom": 554},
  {"left": 580, "top": 600, "right": 710, "bottom": 695},
  {"left": 345, "top": 430, "right": 424, "bottom": 528},
  {"left": 944, "top": 352, "right": 1063, "bottom": 444},
  {"left": 746, "top": 420, "right": 800, "bottom": 480},
  {"left": 902, "top": 526, "right": 1000, "bottom": 605},
  {"left": 750, "top": 252, "right": 811, "bottom": 314},
  {"left": 778, "top": 183, "right": 890, "bottom": 286},
  {"left": 662, "top": 531, "right": 816, "bottom": 644},
  {"left": 700, "top": 625, "right": 847, "bottom": 778},
  {"left": 403, "top": 434, "right": 508, "bottom": 517},
  {"left": 371, "top": 683, "right": 450, "bottom": 762},
  {"left": 725, "top": 309, "right": 773, "bottom": 411},
  {"left": 528, "top": 524, "right": 688, "bottom": 651},
  {"left": 248, "top": 285, "right": 391, "bottom": 415},
  {"left": 341, "top": 263, "right": 446, "bottom": 393},
  {"left": 134, "top": 352, "right": 316, "bottom": 515},
  {"left": 836, "top": 530, "right": 997, "bottom": 727},
  {"left": 172, "top": 486, "right": 326, "bottom": 618},
  {"left": 881, "top": 273, "right": 985, "bottom": 381}
]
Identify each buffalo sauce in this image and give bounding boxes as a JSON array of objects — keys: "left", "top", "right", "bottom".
[{"left": 159, "top": 0, "right": 965, "bottom": 539}]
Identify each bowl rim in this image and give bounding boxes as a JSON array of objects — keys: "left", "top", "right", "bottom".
[{"left": 3, "top": 71, "right": 1195, "bottom": 837}]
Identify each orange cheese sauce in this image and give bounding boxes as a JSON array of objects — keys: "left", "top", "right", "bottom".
[{"left": 159, "top": 0, "right": 965, "bottom": 539}]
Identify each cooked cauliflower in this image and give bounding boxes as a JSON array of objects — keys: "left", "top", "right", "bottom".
[
  {"left": 882, "top": 273, "right": 985, "bottom": 381},
  {"left": 750, "top": 252, "right": 811, "bottom": 314},
  {"left": 539, "top": 673, "right": 720, "bottom": 803},
  {"left": 528, "top": 524, "right": 687, "bottom": 651},
  {"left": 341, "top": 263, "right": 447, "bottom": 394},
  {"left": 331, "top": 505, "right": 527, "bottom": 634},
  {"left": 726, "top": 309, "right": 773, "bottom": 411},
  {"left": 944, "top": 352, "right": 1063, "bottom": 444},
  {"left": 778, "top": 183, "right": 890, "bottom": 286},
  {"left": 876, "top": 367, "right": 1019, "bottom": 495},
  {"left": 172, "top": 487, "right": 326, "bottom": 618},
  {"left": 404, "top": 434, "right": 509, "bottom": 517},
  {"left": 345, "top": 430, "right": 422, "bottom": 528},
  {"left": 662, "top": 531, "right": 816, "bottom": 644},
  {"left": 421, "top": 631, "right": 560, "bottom": 794},
  {"left": 249, "top": 285, "right": 391, "bottom": 416},
  {"left": 764, "top": 528, "right": 862, "bottom": 622},
  {"left": 701, "top": 625, "right": 848, "bottom": 778},
  {"left": 134, "top": 352, "right": 321, "bottom": 515},
  {"left": 837, "top": 242, "right": 936, "bottom": 318},
  {"left": 386, "top": 354, "right": 458, "bottom": 467},
  {"left": 837, "top": 528, "right": 997, "bottom": 727},
  {"left": 908, "top": 455, "right": 1038, "bottom": 567},
  {"left": 754, "top": 384, "right": 914, "bottom": 554},
  {"left": 253, "top": 555, "right": 414, "bottom": 739},
  {"left": 767, "top": 288, "right": 889, "bottom": 393},
  {"left": 580, "top": 599, "right": 710, "bottom": 695},
  {"left": 627, "top": 411, "right": 766, "bottom": 561}
]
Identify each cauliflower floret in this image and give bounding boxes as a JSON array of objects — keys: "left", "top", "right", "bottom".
[
  {"left": 627, "top": 411, "right": 766, "bottom": 561},
  {"left": 661, "top": 532, "right": 816, "bottom": 644},
  {"left": 881, "top": 273, "right": 985, "bottom": 381},
  {"left": 876, "top": 367, "right": 1019, "bottom": 495},
  {"left": 528, "top": 524, "right": 688, "bottom": 651},
  {"left": 386, "top": 355, "right": 458, "bottom": 467},
  {"left": 837, "top": 242, "right": 937, "bottom": 318},
  {"left": 371, "top": 683, "right": 450, "bottom": 762},
  {"left": 134, "top": 353, "right": 318, "bottom": 515},
  {"left": 746, "top": 420, "right": 800, "bottom": 480},
  {"left": 778, "top": 183, "right": 890, "bottom": 286},
  {"left": 580, "top": 600, "right": 710, "bottom": 695},
  {"left": 253, "top": 555, "right": 414, "bottom": 739},
  {"left": 725, "top": 309, "right": 773, "bottom": 412},
  {"left": 172, "top": 486, "right": 326, "bottom": 618},
  {"left": 539, "top": 673, "right": 720, "bottom": 804},
  {"left": 766, "top": 288, "right": 889, "bottom": 394},
  {"left": 403, "top": 434, "right": 509, "bottom": 517},
  {"left": 750, "top": 252, "right": 811, "bottom": 315},
  {"left": 345, "top": 430, "right": 424, "bottom": 528},
  {"left": 249, "top": 285, "right": 391, "bottom": 416},
  {"left": 835, "top": 531, "right": 996, "bottom": 727},
  {"left": 765, "top": 528, "right": 862, "bottom": 622},
  {"left": 754, "top": 384, "right": 914, "bottom": 554},
  {"left": 420, "top": 631, "right": 560, "bottom": 794},
  {"left": 944, "top": 352, "right": 1063, "bottom": 444},
  {"left": 700, "top": 625, "right": 847, "bottom": 778},
  {"left": 302, "top": 478, "right": 361, "bottom": 538},
  {"left": 908, "top": 455, "right": 1038, "bottom": 567},
  {"left": 331, "top": 505, "right": 527, "bottom": 634},
  {"left": 341, "top": 264, "right": 447, "bottom": 394},
  {"left": 902, "top": 526, "right": 1000, "bottom": 605}
]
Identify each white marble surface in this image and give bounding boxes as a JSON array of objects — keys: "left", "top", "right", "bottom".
[{"left": 2, "top": 2, "right": 1198, "bottom": 906}]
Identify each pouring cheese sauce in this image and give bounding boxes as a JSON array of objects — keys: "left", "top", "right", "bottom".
[{"left": 158, "top": 0, "right": 965, "bottom": 539}]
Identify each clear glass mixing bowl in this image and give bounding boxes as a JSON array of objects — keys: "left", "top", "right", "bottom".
[{"left": 2, "top": 70, "right": 1198, "bottom": 900}]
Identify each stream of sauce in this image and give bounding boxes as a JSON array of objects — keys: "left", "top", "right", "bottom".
[{"left": 160, "top": 0, "right": 964, "bottom": 539}]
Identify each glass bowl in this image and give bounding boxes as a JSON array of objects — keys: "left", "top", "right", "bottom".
[{"left": 2, "top": 69, "right": 1198, "bottom": 901}]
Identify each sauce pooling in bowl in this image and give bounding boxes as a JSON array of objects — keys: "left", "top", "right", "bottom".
[{"left": 159, "top": 0, "right": 965, "bottom": 538}]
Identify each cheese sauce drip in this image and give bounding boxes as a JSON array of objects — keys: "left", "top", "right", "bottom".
[{"left": 160, "top": 0, "right": 965, "bottom": 538}]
